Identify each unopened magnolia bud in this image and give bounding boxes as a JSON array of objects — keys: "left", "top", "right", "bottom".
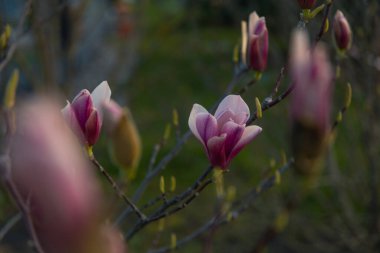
[
  {"left": 297, "top": 0, "right": 317, "bottom": 9},
  {"left": 333, "top": 10, "right": 352, "bottom": 51},
  {"left": 103, "top": 101, "right": 142, "bottom": 180},
  {"left": 248, "top": 12, "right": 269, "bottom": 72},
  {"left": 4, "top": 69, "right": 19, "bottom": 109}
]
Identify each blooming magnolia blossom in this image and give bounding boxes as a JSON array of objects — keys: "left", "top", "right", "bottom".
[
  {"left": 290, "top": 30, "right": 333, "bottom": 133},
  {"left": 333, "top": 10, "right": 352, "bottom": 51},
  {"left": 297, "top": 0, "right": 317, "bottom": 9},
  {"left": 188, "top": 95, "right": 262, "bottom": 169},
  {"left": 248, "top": 12, "right": 269, "bottom": 72},
  {"left": 62, "top": 81, "right": 111, "bottom": 146}
]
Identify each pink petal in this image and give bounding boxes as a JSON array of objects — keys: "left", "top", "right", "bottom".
[
  {"left": 220, "top": 121, "right": 245, "bottom": 157},
  {"left": 206, "top": 134, "right": 227, "bottom": 169},
  {"left": 85, "top": 109, "right": 101, "bottom": 146},
  {"left": 214, "top": 95, "right": 250, "bottom": 122},
  {"left": 188, "top": 103, "right": 209, "bottom": 141},
  {"left": 248, "top": 12, "right": 260, "bottom": 37},
  {"left": 91, "top": 81, "right": 112, "bottom": 119},
  {"left": 196, "top": 113, "right": 218, "bottom": 145},
  {"left": 229, "top": 125, "right": 262, "bottom": 161},
  {"left": 71, "top": 90, "right": 93, "bottom": 131},
  {"left": 61, "top": 101, "right": 85, "bottom": 143}
]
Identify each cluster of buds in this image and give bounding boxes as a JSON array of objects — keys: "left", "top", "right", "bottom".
[
  {"left": 333, "top": 10, "right": 352, "bottom": 52},
  {"left": 102, "top": 99, "right": 142, "bottom": 180},
  {"left": 62, "top": 81, "right": 111, "bottom": 147},
  {"left": 289, "top": 30, "right": 333, "bottom": 177},
  {"left": 10, "top": 99, "right": 126, "bottom": 253},
  {"left": 188, "top": 95, "right": 262, "bottom": 169}
]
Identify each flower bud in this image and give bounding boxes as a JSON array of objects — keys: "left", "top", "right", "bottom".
[
  {"left": 289, "top": 31, "right": 333, "bottom": 177},
  {"left": 333, "top": 10, "right": 352, "bottom": 51},
  {"left": 248, "top": 12, "right": 269, "bottom": 72},
  {"left": 102, "top": 100, "right": 141, "bottom": 180},
  {"left": 297, "top": 0, "right": 317, "bottom": 9}
]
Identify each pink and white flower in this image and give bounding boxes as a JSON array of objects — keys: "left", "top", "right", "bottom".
[
  {"left": 188, "top": 95, "right": 262, "bottom": 169},
  {"left": 62, "top": 81, "right": 111, "bottom": 146}
]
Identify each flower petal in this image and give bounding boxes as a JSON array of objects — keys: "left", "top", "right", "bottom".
[
  {"left": 214, "top": 95, "right": 250, "bottom": 122},
  {"left": 229, "top": 125, "right": 262, "bottom": 161},
  {"left": 207, "top": 134, "right": 227, "bottom": 169},
  {"left": 91, "top": 81, "right": 112, "bottom": 118},
  {"left": 188, "top": 104, "right": 209, "bottom": 141},
  {"left": 71, "top": 90, "right": 93, "bottom": 130},
  {"left": 220, "top": 121, "right": 245, "bottom": 157},
  {"left": 196, "top": 113, "right": 218, "bottom": 144},
  {"left": 85, "top": 109, "right": 101, "bottom": 146},
  {"left": 62, "top": 101, "right": 85, "bottom": 143}
]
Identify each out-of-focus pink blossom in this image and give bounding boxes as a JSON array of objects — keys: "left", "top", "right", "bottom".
[
  {"left": 248, "top": 12, "right": 269, "bottom": 72},
  {"left": 297, "top": 0, "right": 317, "bottom": 9},
  {"left": 102, "top": 99, "right": 142, "bottom": 178},
  {"left": 188, "top": 95, "right": 262, "bottom": 169},
  {"left": 333, "top": 10, "right": 352, "bottom": 51},
  {"left": 102, "top": 99, "right": 124, "bottom": 134},
  {"left": 62, "top": 81, "right": 111, "bottom": 146},
  {"left": 10, "top": 99, "right": 103, "bottom": 253},
  {"left": 290, "top": 30, "right": 333, "bottom": 133}
]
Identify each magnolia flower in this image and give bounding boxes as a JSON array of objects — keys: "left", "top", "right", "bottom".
[
  {"left": 62, "top": 81, "right": 111, "bottom": 146},
  {"left": 11, "top": 99, "right": 102, "bottom": 253},
  {"left": 289, "top": 30, "right": 333, "bottom": 176},
  {"left": 333, "top": 10, "right": 352, "bottom": 51},
  {"left": 297, "top": 0, "right": 317, "bottom": 9},
  {"left": 290, "top": 30, "right": 333, "bottom": 132},
  {"left": 188, "top": 95, "right": 262, "bottom": 169},
  {"left": 248, "top": 12, "right": 269, "bottom": 72}
]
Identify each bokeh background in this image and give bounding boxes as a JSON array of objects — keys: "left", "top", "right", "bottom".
[{"left": 0, "top": 0, "right": 379, "bottom": 252}]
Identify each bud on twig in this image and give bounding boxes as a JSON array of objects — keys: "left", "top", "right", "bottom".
[{"left": 333, "top": 10, "right": 352, "bottom": 52}]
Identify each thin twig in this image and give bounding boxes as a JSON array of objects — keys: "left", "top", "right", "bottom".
[
  {"left": 0, "top": 212, "right": 22, "bottom": 241},
  {"left": 149, "top": 160, "right": 294, "bottom": 253},
  {"left": 0, "top": 0, "right": 33, "bottom": 73},
  {"left": 89, "top": 155, "right": 147, "bottom": 221},
  {"left": 126, "top": 165, "right": 214, "bottom": 240}
]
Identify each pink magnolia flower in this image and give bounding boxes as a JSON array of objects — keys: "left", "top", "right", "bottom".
[
  {"left": 290, "top": 30, "right": 333, "bottom": 133},
  {"left": 11, "top": 99, "right": 103, "bottom": 253},
  {"left": 248, "top": 12, "right": 269, "bottom": 72},
  {"left": 297, "top": 0, "right": 317, "bottom": 9},
  {"left": 333, "top": 10, "right": 352, "bottom": 51},
  {"left": 62, "top": 81, "right": 111, "bottom": 146},
  {"left": 188, "top": 95, "right": 262, "bottom": 169}
]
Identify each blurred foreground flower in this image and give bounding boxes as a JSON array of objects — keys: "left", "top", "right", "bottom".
[
  {"left": 297, "top": 0, "right": 317, "bottom": 9},
  {"left": 62, "top": 81, "right": 111, "bottom": 146},
  {"left": 333, "top": 10, "right": 352, "bottom": 52},
  {"left": 290, "top": 30, "right": 333, "bottom": 177},
  {"left": 247, "top": 11, "right": 268, "bottom": 72},
  {"left": 102, "top": 99, "right": 141, "bottom": 180},
  {"left": 10, "top": 99, "right": 125, "bottom": 253},
  {"left": 189, "top": 95, "right": 262, "bottom": 169}
]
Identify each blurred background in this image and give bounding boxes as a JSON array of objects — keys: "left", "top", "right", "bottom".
[{"left": 0, "top": 0, "right": 379, "bottom": 252}]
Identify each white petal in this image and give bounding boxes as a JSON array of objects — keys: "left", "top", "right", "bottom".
[
  {"left": 91, "top": 81, "right": 112, "bottom": 111},
  {"left": 188, "top": 104, "right": 208, "bottom": 141},
  {"left": 215, "top": 95, "right": 250, "bottom": 120}
]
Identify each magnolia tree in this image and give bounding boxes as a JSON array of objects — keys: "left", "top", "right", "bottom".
[{"left": 0, "top": 0, "right": 378, "bottom": 252}]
